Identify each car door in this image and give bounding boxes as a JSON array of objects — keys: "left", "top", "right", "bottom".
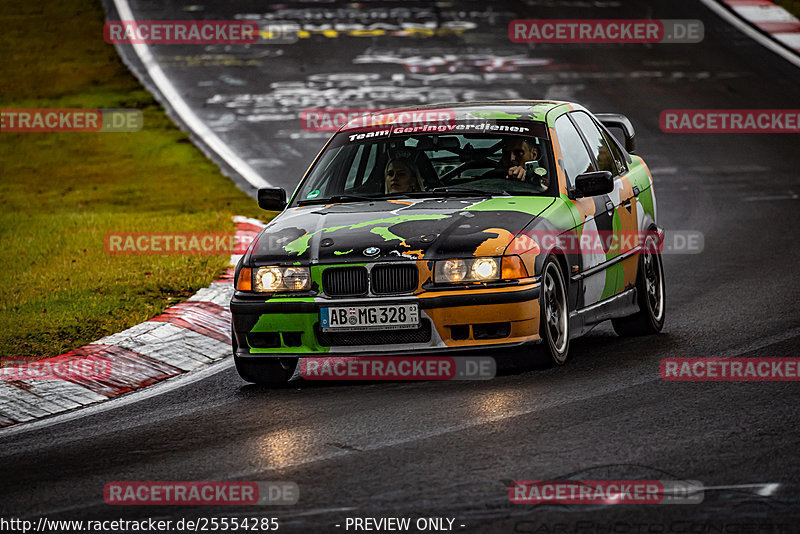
[
  {"left": 553, "top": 113, "right": 614, "bottom": 309},
  {"left": 569, "top": 111, "right": 639, "bottom": 296}
]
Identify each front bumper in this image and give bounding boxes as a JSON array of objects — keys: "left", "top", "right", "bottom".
[{"left": 231, "top": 283, "right": 541, "bottom": 359}]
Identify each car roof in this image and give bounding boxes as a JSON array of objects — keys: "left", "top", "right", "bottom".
[{"left": 339, "top": 100, "right": 576, "bottom": 132}]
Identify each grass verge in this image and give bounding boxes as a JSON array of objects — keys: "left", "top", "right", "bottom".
[
  {"left": 774, "top": 0, "right": 800, "bottom": 20},
  {"left": 0, "top": 0, "right": 267, "bottom": 358}
]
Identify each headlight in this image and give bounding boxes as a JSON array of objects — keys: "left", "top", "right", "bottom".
[
  {"left": 254, "top": 266, "right": 311, "bottom": 292},
  {"left": 472, "top": 257, "right": 498, "bottom": 279},
  {"left": 441, "top": 259, "right": 468, "bottom": 282},
  {"left": 434, "top": 257, "right": 500, "bottom": 283}
]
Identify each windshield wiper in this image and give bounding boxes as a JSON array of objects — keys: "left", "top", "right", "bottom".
[
  {"left": 298, "top": 194, "right": 379, "bottom": 206},
  {"left": 298, "top": 189, "right": 510, "bottom": 205},
  {"left": 428, "top": 187, "right": 510, "bottom": 197}
]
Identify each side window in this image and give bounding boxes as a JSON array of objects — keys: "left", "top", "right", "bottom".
[
  {"left": 571, "top": 112, "right": 617, "bottom": 176},
  {"left": 554, "top": 114, "right": 595, "bottom": 188},
  {"left": 601, "top": 128, "right": 626, "bottom": 175}
]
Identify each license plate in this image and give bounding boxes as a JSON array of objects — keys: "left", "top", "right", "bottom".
[{"left": 320, "top": 304, "right": 419, "bottom": 332}]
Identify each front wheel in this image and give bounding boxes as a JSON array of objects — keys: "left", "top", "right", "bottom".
[
  {"left": 537, "top": 256, "right": 570, "bottom": 365},
  {"left": 612, "top": 233, "right": 666, "bottom": 336}
]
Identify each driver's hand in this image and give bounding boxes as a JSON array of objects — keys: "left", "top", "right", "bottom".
[
  {"left": 533, "top": 176, "right": 550, "bottom": 192},
  {"left": 507, "top": 166, "right": 526, "bottom": 181}
]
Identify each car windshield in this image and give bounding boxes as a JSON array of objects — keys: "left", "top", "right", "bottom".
[{"left": 292, "top": 131, "right": 555, "bottom": 205}]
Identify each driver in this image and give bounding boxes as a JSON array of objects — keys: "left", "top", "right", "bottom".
[
  {"left": 501, "top": 137, "right": 539, "bottom": 181},
  {"left": 499, "top": 137, "right": 550, "bottom": 191}
]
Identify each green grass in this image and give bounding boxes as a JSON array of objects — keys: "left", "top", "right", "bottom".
[
  {"left": 774, "top": 0, "right": 800, "bottom": 20},
  {"left": 0, "top": 0, "right": 269, "bottom": 358}
]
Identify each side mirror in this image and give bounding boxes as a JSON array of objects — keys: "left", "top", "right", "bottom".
[
  {"left": 594, "top": 113, "right": 636, "bottom": 153},
  {"left": 573, "top": 171, "right": 613, "bottom": 198},
  {"left": 257, "top": 187, "right": 287, "bottom": 211}
]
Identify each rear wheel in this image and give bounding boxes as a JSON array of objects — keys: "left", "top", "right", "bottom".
[
  {"left": 537, "top": 256, "right": 570, "bottom": 365},
  {"left": 612, "top": 233, "right": 665, "bottom": 336}
]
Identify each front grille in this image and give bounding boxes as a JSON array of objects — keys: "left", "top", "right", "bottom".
[
  {"left": 372, "top": 264, "right": 418, "bottom": 294},
  {"left": 316, "top": 319, "right": 432, "bottom": 346},
  {"left": 323, "top": 266, "right": 368, "bottom": 297}
]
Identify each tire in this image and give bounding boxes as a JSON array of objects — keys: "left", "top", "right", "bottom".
[
  {"left": 537, "top": 256, "right": 570, "bottom": 365},
  {"left": 612, "top": 232, "right": 666, "bottom": 336},
  {"left": 232, "top": 326, "right": 296, "bottom": 385}
]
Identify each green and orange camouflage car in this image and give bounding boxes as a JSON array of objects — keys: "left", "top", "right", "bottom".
[{"left": 231, "top": 101, "right": 665, "bottom": 384}]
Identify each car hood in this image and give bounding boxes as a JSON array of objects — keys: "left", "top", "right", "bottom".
[{"left": 246, "top": 196, "right": 556, "bottom": 264}]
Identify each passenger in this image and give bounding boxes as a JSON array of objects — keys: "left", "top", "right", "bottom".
[{"left": 384, "top": 157, "right": 425, "bottom": 194}]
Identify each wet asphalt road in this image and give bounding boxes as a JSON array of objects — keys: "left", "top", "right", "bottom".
[{"left": 2, "top": 0, "right": 800, "bottom": 532}]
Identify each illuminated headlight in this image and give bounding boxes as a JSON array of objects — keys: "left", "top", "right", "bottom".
[
  {"left": 254, "top": 266, "right": 311, "bottom": 292},
  {"left": 441, "top": 259, "right": 468, "bottom": 282},
  {"left": 434, "top": 257, "right": 500, "bottom": 283},
  {"left": 472, "top": 258, "right": 498, "bottom": 280}
]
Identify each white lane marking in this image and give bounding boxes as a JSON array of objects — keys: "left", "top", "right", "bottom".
[
  {"left": 544, "top": 84, "right": 584, "bottom": 101},
  {"left": 0, "top": 358, "right": 234, "bottom": 438},
  {"left": 689, "top": 166, "right": 715, "bottom": 173},
  {"left": 690, "top": 164, "right": 770, "bottom": 174},
  {"left": 742, "top": 190, "right": 798, "bottom": 201},
  {"left": 699, "top": 482, "right": 781, "bottom": 495},
  {"left": 757, "top": 483, "right": 781, "bottom": 496},
  {"left": 648, "top": 166, "right": 679, "bottom": 175},
  {"left": 699, "top": 0, "right": 800, "bottom": 69},
  {"left": 109, "top": 0, "right": 269, "bottom": 189}
]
